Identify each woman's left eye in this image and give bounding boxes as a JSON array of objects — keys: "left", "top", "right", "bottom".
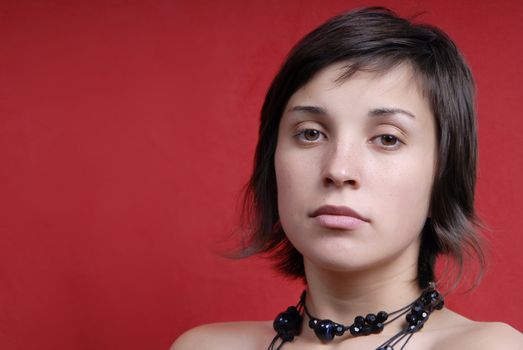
[
  {"left": 372, "top": 134, "right": 403, "bottom": 149},
  {"left": 295, "top": 128, "right": 325, "bottom": 142}
]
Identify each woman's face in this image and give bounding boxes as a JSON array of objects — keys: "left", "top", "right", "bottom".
[{"left": 274, "top": 62, "right": 437, "bottom": 274}]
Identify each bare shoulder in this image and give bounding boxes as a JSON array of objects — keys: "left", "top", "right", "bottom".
[
  {"left": 433, "top": 310, "right": 522, "bottom": 350},
  {"left": 170, "top": 321, "right": 274, "bottom": 350},
  {"left": 454, "top": 321, "right": 522, "bottom": 349}
]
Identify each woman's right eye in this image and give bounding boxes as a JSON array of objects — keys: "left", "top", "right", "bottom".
[{"left": 294, "top": 128, "right": 325, "bottom": 143}]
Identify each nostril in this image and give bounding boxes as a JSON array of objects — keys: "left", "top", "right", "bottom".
[{"left": 325, "top": 177, "right": 358, "bottom": 187}]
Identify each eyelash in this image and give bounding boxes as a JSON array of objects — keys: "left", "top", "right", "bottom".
[{"left": 294, "top": 128, "right": 404, "bottom": 150}]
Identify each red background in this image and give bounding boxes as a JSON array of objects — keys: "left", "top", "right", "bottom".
[{"left": 1, "top": 1, "right": 522, "bottom": 349}]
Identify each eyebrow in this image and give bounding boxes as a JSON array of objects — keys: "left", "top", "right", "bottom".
[
  {"left": 289, "top": 105, "right": 327, "bottom": 115},
  {"left": 368, "top": 107, "right": 416, "bottom": 119},
  {"left": 288, "top": 105, "right": 416, "bottom": 119}
]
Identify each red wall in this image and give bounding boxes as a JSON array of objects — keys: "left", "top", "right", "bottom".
[{"left": 1, "top": 1, "right": 522, "bottom": 349}]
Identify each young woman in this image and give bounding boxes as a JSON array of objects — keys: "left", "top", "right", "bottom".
[{"left": 172, "top": 7, "right": 522, "bottom": 350}]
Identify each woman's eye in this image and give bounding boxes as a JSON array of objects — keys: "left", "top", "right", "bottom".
[
  {"left": 373, "top": 134, "right": 402, "bottom": 149},
  {"left": 295, "top": 129, "right": 325, "bottom": 142}
]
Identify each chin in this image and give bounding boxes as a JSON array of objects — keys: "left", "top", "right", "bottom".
[
  {"left": 300, "top": 239, "right": 418, "bottom": 276},
  {"left": 300, "top": 244, "right": 376, "bottom": 272},
  {"left": 307, "top": 257, "right": 376, "bottom": 275}
]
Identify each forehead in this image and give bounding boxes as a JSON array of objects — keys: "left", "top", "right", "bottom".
[{"left": 283, "top": 62, "right": 432, "bottom": 123}]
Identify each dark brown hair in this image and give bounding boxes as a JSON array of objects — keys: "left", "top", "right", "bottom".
[{"left": 238, "top": 6, "right": 484, "bottom": 289}]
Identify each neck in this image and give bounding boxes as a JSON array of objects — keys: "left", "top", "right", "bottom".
[{"left": 300, "top": 257, "right": 421, "bottom": 340}]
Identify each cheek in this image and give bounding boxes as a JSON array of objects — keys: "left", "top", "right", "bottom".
[
  {"left": 275, "top": 148, "right": 298, "bottom": 217},
  {"left": 274, "top": 145, "right": 315, "bottom": 234},
  {"left": 371, "top": 153, "right": 435, "bottom": 236},
  {"left": 274, "top": 154, "right": 291, "bottom": 193}
]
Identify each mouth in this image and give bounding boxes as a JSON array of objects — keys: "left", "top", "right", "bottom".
[{"left": 309, "top": 204, "right": 369, "bottom": 230}]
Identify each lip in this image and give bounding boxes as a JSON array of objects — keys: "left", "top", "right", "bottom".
[
  {"left": 310, "top": 205, "right": 369, "bottom": 221},
  {"left": 309, "top": 205, "right": 369, "bottom": 230}
]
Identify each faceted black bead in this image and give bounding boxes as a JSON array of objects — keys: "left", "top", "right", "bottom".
[
  {"left": 273, "top": 307, "right": 302, "bottom": 336},
  {"left": 373, "top": 322, "right": 384, "bottom": 333},
  {"left": 407, "top": 320, "right": 425, "bottom": 334},
  {"left": 354, "top": 315, "right": 365, "bottom": 327},
  {"left": 419, "top": 310, "right": 428, "bottom": 321},
  {"left": 365, "top": 313, "right": 377, "bottom": 325},
  {"left": 406, "top": 313, "right": 417, "bottom": 325},
  {"left": 308, "top": 318, "right": 318, "bottom": 328},
  {"left": 285, "top": 307, "right": 301, "bottom": 328},
  {"left": 361, "top": 325, "right": 372, "bottom": 336},
  {"left": 435, "top": 300, "right": 444, "bottom": 310},
  {"left": 412, "top": 305, "right": 425, "bottom": 317},
  {"left": 422, "top": 290, "right": 432, "bottom": 300},
  {"left": 377, "top": 311, "right": 388, "bottom": 323},
  {"left": 349, "top": 324, "right": 361, "bottom": 336},
  {"left": 412, "top": 301, "right": 423, "bottom": 312},
  {"left": 334, "top": 324, "right": 345, "bottom": 336},
  {"left": 273, "top": 313, "right": 291, "bottom": 332},
  {"left": 314, "top": 320, "right": 336, "bottom": 342}
]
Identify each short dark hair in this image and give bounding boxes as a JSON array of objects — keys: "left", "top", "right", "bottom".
[{"left": 238, "top": 6, "right": 484, "bottom": 289}]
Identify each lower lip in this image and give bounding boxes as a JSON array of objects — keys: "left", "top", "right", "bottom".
[{"left": 313, "top": 214, "right": 367, "bottom": 230}]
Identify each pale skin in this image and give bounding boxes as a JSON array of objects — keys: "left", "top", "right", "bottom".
[{"left": 172, "top": 63, "right": 522, "bottom": 350}]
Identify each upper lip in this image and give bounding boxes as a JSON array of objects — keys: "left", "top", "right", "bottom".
[{"left": 309, "top": 205, "right": 369, "bottom": 222}]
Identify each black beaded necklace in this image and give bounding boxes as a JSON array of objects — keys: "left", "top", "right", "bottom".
[{"left": 268, "top": 283, "right": 444, "bottom": 350}]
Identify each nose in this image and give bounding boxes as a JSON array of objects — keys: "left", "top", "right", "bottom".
[{"left": 322, "top": 143, "right": 361, "bottom": 189}]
